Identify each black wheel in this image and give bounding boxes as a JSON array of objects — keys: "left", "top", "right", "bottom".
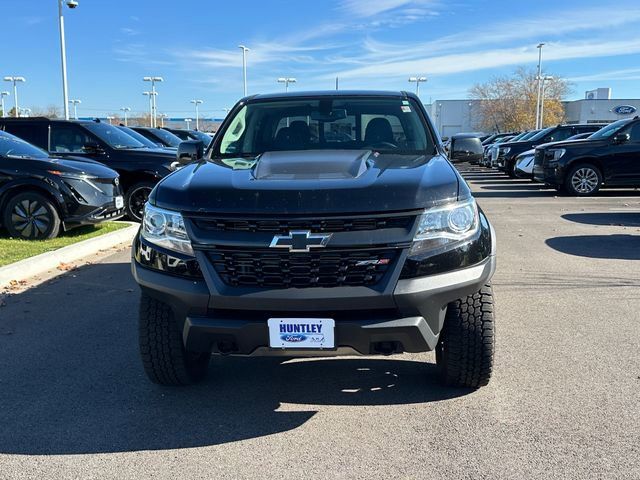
[
  {"left": 125, "top": 182, "right": 154, "bottom": 222},
  {"left": 506, "top": 161, "right": 518, "bottom": 178},
  {"left": 138, "top": 294, "right": 210, "bottom": 386},
  {"left": 3, "top": 191, "right": 61, "bottom": 239},
  {"left": 563, "top": 164, "right": 602, "bottom": 196},
  {"left": 436, "top": 284, "right": 495, "bottom": 389}
]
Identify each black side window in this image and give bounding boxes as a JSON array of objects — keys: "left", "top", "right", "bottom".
[
  {"left": 50, "top": 125, "right": 95, "bottom": 154},
  {"left": 545, "top": 128, "right": 574, "bottom": 143},
  {"left": 625, "top": 122, "right": 640, "bottom": 142},
  {"left": 2, "top": 123, "right": 48, "bottom": 149}
]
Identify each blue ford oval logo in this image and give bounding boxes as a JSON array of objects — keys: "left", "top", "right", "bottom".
[
  {"left": 281, "top": 334, "right": 307, "bottom": 342},
  {"left": 613, "top": 105, "right": 637, "bottom": 115}
]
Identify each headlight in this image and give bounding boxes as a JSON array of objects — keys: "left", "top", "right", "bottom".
[
  {"left": 498, "top": 147, "right": 511, "bottom": 156},
  {"left": 141, "top": 203, "right": 193, "bottom": 255},
  {"left": 410, "top": 198, "right": 479, "bottom": 256},
  {"left": 547, "top": 149, "right": 566, "bottom": 163}
]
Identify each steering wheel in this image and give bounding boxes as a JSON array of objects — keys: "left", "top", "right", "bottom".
[{"left": 367, "top": 141, "right": 397, "bottom": 150}]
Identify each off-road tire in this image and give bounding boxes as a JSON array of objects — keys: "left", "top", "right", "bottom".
[
  {"left": 3, "top": 191, "right": 61, "bottom": 239},
  {"left": 139, "top": 294, "right": 210, "bottom": 385},
  {"left": 436, "top": 284, "right": 495, "bottom": 388}
]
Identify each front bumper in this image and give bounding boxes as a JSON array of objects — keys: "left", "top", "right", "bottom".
[
  {"left": 131, "top": 224, "right": 497, "bottom": 356},
  {"left": 63, "top": 202, "right": 125, "bottom": 229}
]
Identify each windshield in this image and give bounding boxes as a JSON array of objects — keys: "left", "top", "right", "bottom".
[
  {"left": 190, "top": 130, "right": 213, "bottom": 145},
  {"left": 589, "top": 119, "right": 630, "bottom": 139},
  {"left": 148, "top": 128, "right": 181, "bottom": 147},
  {"left": 83, "top": 122, "right": 146, "bottom": 149},
  {"left": 0, "top": 132, "right": 49, "bottom": 159},
  {"left": 529, "top": 127, "right": 554, "bottom": 141},
  {"left": 118, "top": 126, "right": 157, "bottom": 148},
  {"left": 519, "top": 130, "right": 540, "bottom": 141},
  {"left": 508, "top": 132, "right": 526, "bottom": 142},
  {"left": 216, "top": 96, "right": 433, "bottom": 158}
]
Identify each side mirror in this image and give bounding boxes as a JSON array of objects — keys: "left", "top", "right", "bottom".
[
  {"left": 450, "top": 138, "right": 484, "bottom": 163},
  {"left": 613, "top": 133, "right": 630, "bottom": 144},
  {"left": 82, "top": 142, "right": 105, "bottom": 155},
  {"left": 177, "top": 140, "right": 204, "bottom": 165}
]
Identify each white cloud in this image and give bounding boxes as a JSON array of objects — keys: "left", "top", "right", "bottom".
[
  {"left": 330, "top": 38, "right": 640, "bottom": 80},
  {"left": 569, "top": 68, "right": 640, "bottom": 83},
  {"left": 339, "top": 0, "right": 437, "bottom": 17}
]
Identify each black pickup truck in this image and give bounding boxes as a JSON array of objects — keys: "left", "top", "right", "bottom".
[{"left": 132, "top": 91, "right": 497, "bottom": 389}]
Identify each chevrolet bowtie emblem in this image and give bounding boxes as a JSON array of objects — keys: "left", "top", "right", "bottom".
[{"left": 269, "top": 230, "right": 332, "bottom": 252}]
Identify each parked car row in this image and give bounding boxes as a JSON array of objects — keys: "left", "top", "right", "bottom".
[
  {"left": 464, "top": 117, "right": 640, "bottom": 196},
  {"left": 0, "top": 118, "right": 211, "bottom": 239}
]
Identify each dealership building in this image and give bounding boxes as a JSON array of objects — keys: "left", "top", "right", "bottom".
[{"left": 425, "top": 88, "right": 639, "bottom": 137}]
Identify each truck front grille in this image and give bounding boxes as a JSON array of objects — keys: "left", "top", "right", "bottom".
[
  {"left": 207, "top": 248, "right": 397, "bottom": 289},
  {"left": 192, "top": 216, "right": 413, "bottom": 234}
]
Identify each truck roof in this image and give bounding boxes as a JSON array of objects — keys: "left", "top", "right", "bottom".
[{"left": 248, "top": 90, "right": 415, "bottom": 101}]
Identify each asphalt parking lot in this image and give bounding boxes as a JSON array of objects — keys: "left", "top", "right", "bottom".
[{"left": 0, "top": 165, "right": 639, "bottom": 480}]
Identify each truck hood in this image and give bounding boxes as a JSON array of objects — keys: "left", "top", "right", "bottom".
[
  {"left": 116, "top": 148, "right": 176, "bottom": 162},
  {"left": 152, "top": 150, "right": 460, "bottom": 215},
  {"left": 537, "top": 138, "right": 606, "bottom": 150}
]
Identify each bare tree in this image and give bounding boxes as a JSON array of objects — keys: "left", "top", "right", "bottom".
[{"left": 469, "top": 67, "right": 571, "bottom": 132}]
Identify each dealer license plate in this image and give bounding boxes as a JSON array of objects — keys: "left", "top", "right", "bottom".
[
  {"left": 268, "top": 318, "right": 335, "bottom": 349},
  {"left": 115, "top": 196, "right": 124, "bottom": 209}
]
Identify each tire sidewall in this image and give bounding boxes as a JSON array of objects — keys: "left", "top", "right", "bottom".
[
  {"left": 3, "top": 191, "right": 61, "bottom": 240},
  {"left": 125, "top": 182, "right": 154, "bottom": 222},
  {"left": 564, "top": 163, "right": 602, "bottom": 196}
]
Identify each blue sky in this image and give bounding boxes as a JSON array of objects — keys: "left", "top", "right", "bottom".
[{"left": 4, "top": 0, "right": 640, "bottom": 119}]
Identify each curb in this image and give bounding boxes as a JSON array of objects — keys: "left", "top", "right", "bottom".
[{"left": 0, "top": 222, "right": 138, "bottom": 289}]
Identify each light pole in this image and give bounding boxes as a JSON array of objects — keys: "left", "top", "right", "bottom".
[
  {"left": 68, "top": 99, "right": 81, "bottom": 119},
  {"left": 184, "top": 118, "right": 192, "bottom": 129},
  {"left": 58, "top": 0, "right": 78, "bottom": 120},
  {"left": 143, "top": 76, "right": 163, "bottom": 127},
  {"left": 238, "top": 45, "right": 249, "bottom": 97},
  {"left": 120, "top": 106, "right": 131, "bottom": 126},
  {"left": 539, "top": 76, "right": 554, "bottom": 128},
  {"left": 0, "top": 92, "right": 9, "bottom": 118},
  {"left": 277, "top": 77, "right": 297, "bottom": 92},
  {"left": 159, "top": 113, "right": 168, "bottom": 128},
  {"left": 142, "top": 91, "right": 156, "bottom": 127},
  {"left": 3, "top": 77, "right": 26, "bottom": 117},
  {"left": 408, "top": 76, "right": 427, "bottom": 96},
  {"left": 535, "top": 43, "right": 545, "bottom": 129},
  {"left": 106, "top": 116, "right": 114, "bottom": 125},
  {"left": 190, "top": 99, "right": 203, "bottom": 130}
]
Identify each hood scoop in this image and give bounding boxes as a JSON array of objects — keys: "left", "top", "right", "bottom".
[{"left": 253, "top": 149, "right": 371, "bottom": 180}]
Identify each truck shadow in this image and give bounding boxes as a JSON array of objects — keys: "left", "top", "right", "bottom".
[
  {"left": 0, "top": 261, "right": 468, "bottom": 455},
  {"left": 561, "top": 212, "right": 640, "bottom": 227},
  {"left": 546, "top": 234, "right": 640, "bottom": 260}
]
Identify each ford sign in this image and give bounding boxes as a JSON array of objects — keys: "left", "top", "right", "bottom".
[
  {"left": 281, "top": 334, "right": 307, "bottom": 342},
  {"left": 613, "top": 105, "right": 637, "bottom": 115}
]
